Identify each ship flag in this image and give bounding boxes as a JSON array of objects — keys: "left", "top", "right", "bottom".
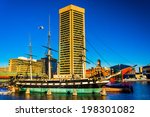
[{"left": 38, "top": 26, "right": 44, "bottom": 30}]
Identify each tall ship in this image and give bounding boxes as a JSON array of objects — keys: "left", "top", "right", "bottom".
[{"left": 14, "top": 5, "right": 130, "bottom": 94}]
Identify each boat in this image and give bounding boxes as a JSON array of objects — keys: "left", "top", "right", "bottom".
[
  {"left": 105, "top": 82, "right": 133, "bottom": 93},
  {"left": 145, "top": 73, "right": 150, "bottom": 79},
  {"left": 0, "top": 75, "right": 14, "bottom": 87},
  {"left": 14, "top": 13, "right": 134, "bottom": 94},
  {"left": 13, "top": 16, "right": 110, "bottom": 94},
  {"left": 103, "top": 66, "right": 136, "bottom": 93},
  {"left": 15, "top": 78, "right": 107, "bottom": 93},
  {"left": 0, "top": 76, "right": 11, "bottom": 84},
  {"left": 0, "top": 87, "right": 12, "bottom": 95},
  {"left": 14, "top": 46, "right": 132, "bottom": 94},
  {"left": 14, "top": 45, "right": 134, "bottom": 94}
]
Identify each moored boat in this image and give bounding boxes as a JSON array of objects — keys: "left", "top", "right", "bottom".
[
  {"left": 105, "top": 82, "right": 133, "bottom": 93},
  {"left": 15, "top": 78, "right": 106, "bottom": 93},
  {"left": 0, "top": 87, "right": 12, "bottom": 95}
]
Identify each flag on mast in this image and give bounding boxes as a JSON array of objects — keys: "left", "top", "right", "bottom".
[{"left": 38, "top": 26, "right": 44, "bottom": 30}]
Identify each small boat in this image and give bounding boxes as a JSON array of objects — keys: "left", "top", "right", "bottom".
[
  {"left": 104, "top": 66, "right": 136, "bottom": 93},
  {"left": 105, "top": 82, "right": 133, "bottom": 93},
  {"left": 0, "top": 87, "right": 12, "bottom": 95}
]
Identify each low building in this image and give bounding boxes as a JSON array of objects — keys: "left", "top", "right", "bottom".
[
  {"left": 110, "top": 64, "right": 136, "bottom": 79},
  {"left": 110, "top": 64, "right": 135, "bottom": 74},
  {"left": 86, "top": 59, "right": 111, "bottom": 78},
  {"left": 9, "top": 57, "right": 43, "bottom": 76},
  {"left": 0, "top": 67, "right": 9, "bottom": 72},
  {"left": 142, "top": 65, "right": 150, "bottom": 78},
  {"left": 143, "top": 65, "right": 150, "bottom": 74}
]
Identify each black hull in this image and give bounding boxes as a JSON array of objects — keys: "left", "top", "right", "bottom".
[
  {"left": 16, "top": 79, "right": 106, "bottom": 88},
  {"left": 146, "top": 74, "right": 150, "bottom": 79}
]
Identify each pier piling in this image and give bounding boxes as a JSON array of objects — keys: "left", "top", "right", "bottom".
[
  {"left": 47, "top": 89, "right": 52, "bottom": 95},
  {"left": 100, "top": 87, "right": 107, "bottom": 96},
  {"left": 73, "top": 89, "right": 77, "bottom": 96},
  {"left": 25, "top": 88, "right": 30, "bottom": 94},
  {"left": 11, "top": 86, "right": 16, "bottom": 93}
]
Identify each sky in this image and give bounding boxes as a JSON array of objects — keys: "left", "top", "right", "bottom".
[{"left": 0, "top": 0, "right": 150, "bottom": 69}]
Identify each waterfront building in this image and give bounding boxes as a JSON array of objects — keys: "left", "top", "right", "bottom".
[
  {"left": 86, "top": 59, "right": 111, "bottom": 78},
  {"left": 139, "top": 67, "right": 143, "bottom": 73},
  {"left": 9, "top": 57, "right": 43, "bottom": 76},
  {"left": 57, "top": 4, "right": 86, "bottom": 79},
  {"left": 142, "top": 65, "right": 150, "bottom": 74},
  {"left": 110, "top": 64, "right": 136, "bottom": 78},
  {"left": 142, "top": 65, "right": 150, "bottom": 78},
  {"left": 0, "top": 66, "right": 11, "bottom": 81},
  {"left": 110, "top": 64, "right": 134, "bottom": 73},
  {"left": 0, "top": 67, "right": 9, "bottom": 72}
]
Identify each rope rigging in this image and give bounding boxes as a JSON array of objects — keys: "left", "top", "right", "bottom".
[
  {"left": 97, "top": 38, "right": 135, "bottom": 66},
  {"left": 86, "top": 39, "right": 111, "bottom": 67}
]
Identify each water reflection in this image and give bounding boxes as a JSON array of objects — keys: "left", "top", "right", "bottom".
[
  {"left": 1, "top": 82, "right": 150, "bottom": 100},
  {"left": 100, "top": 95, "right": 107, "bottom": 100},
  {"left": 47, "top": 95, "right": 53, "bottom": 100},
  {"left": 72, "top": 95, "right": 77, "bottom": 100},
  {"left": 25, "top": 94, "right": 30, "bottom": 100},
  {"left": 12, "top": 93, "right": 105, "bottom": 100}
]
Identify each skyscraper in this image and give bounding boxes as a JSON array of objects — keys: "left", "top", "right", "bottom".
[{"left": 58, "top": 4, "right": 86, "bottom": 78}]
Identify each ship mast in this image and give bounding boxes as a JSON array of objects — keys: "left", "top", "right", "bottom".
[
  {"left": 48, "top": 16, "right": 51, "bottom": 79},
  {"left": 29, "top": 39, "right": 33, "bottom": 80},
  {"left": 81, "top": 47, "right": 86, "bottom": 79},
  {"left": 42, "top": 16, "right": 57, "bottom": 79}
]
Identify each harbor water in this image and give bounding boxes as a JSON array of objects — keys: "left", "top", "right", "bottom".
[{"left": 0, "top": 81, "right": 150, "bottom": 100}]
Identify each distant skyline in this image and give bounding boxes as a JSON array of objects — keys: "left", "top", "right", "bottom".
[{"left": 0, "top": 0, "right": 150, "bottom": 68}]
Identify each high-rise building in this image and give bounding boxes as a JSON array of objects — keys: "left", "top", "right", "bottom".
[{"left": 58, "top": 4, "right": 86, "bottom": 78}]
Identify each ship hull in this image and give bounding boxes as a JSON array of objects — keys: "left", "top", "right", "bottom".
[
  {"left": 20, "top": 88, "right": 101, "bottom": 93},
  {"left": 16, "top": 79, "right": 106, "bottom": 93}
]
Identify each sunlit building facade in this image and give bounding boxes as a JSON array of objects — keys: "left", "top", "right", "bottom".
[
  {"left": 58, "top": 4, "right": 86, "bottom": 78},
  {"left": 9, "top": 57, "right": 43, "bottom": 75},
  {"left": 0, "top": 67, "right": 9, "bottom": 72}
]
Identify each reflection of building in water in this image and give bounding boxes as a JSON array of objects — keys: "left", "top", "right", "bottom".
[{"left": 86, "top": 59, "right": 111, "bottom": 78}]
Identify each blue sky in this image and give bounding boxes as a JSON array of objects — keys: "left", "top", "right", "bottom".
[{"left": 0, "top": 0, "right": 150, "bottom": 69}]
